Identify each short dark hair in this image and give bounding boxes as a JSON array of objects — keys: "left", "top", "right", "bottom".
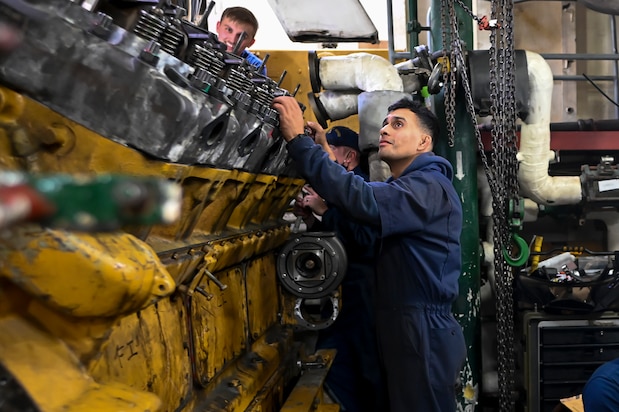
[
  {"left": 387, "top": 98, "right": 440, "bottom": 142},
  {"left": 221, "top": 7, "right": 259, "bottom": 37}
]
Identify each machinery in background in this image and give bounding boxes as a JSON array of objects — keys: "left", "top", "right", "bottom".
[{"left": 275, "top": 2, "right": 619, "bottom": 410}]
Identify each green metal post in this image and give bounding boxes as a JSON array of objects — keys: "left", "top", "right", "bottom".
[
  {"left": 430, "top": 2, "right": 481, "bottom": 411},
  {"left": 407, "top": 0, "right": 420, "bottom": 51}
]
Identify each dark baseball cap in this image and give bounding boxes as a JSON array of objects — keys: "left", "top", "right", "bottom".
[{"left": 326, "top": 126, "right": 360, "bottom": 152}]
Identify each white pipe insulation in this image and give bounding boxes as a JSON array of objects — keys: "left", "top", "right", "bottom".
[
  {"left": 312, "top": 52, "right": 405, "bottom": 124},
  {"left": 587, "top": 211, "right": 619, "bottom": 252},
  {"left": 517, "top": 51, "right": 582, "bottom": 206},
  {"left": 317, "top": 52, "right": 404, "bottom": 92},
  {"left": 313, "top": 90, "right": 360, "bottom": 121},
  {"left": 311, "top": 52, "right": 407, "bottom": 170}
]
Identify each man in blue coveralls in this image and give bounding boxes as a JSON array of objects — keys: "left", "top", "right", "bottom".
[
  {"left": 294, "top": 124, "right": 386, "bottom": 412},
  {"left": 582, "top": 357, "right": 619, "bottom": 411},
  {"left": 272, "top": 95, "right": 466, "bottom": 411}
]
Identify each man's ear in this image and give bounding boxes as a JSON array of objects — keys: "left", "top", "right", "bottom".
[
  {"left": 247, "top": 38, "right": 256, "bottom": 48},
  {"left": 420, "top": 134, "right": 432, "bottom": 150}
]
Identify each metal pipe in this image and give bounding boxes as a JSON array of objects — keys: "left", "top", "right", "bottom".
[
  {"left": 541, "top": 53, "right": 619, "bottom": 60},
  {"left": 315, "top": 53, "right": 403, "bottom": 92},
  {"left": 550, "top": 119, "right": 619, "bottom": 131},
  {"left": 611, "top": 15, "right": 619, "bottom": 118},
  {"left": 554, "top": 75, "right": 616, "bottom": 81},
  {"left": 387, "top": 0, "right": 396, "bottom": 64},
  {"left": 391, "top": 51, "right": 416, "bottom": 60},
  {"left": 518, "top": 51, "right": 582, "bottom": 206},
  {"left": 407, "top": 0, "right": 419, "bottom": 52}
]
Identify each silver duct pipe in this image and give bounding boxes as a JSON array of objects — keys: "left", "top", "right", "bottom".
[
  {"left": 316, "top": 52, "right": 404, "bottom": 92},
  {"left": 588, "top": 211, "right": 619, "bottom": 251},
  {"left": 311, "top": 90, "right": 360, "bottom": 121},
  {"left": 310, "top": 53, "right": 407, "bottom": 182}
]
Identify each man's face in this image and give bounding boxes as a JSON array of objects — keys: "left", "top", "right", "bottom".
[
  {"left": 329, "top": 145, "right": 354, "bottom": 168},
  {"left": 216, "top": 17, "right": 256, "bottom": 53},
  {"left": 378, "top": 108, "right": 431, "bottom": 163}
]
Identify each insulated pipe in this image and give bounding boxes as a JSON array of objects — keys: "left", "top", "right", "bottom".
[
  {"left": 312, "top": 90, "right": 360, "bottom": 121},
  {"left": 588, "top": 211, "right": 619, "bottom": 251},
  {"left": 358, "top": 90, "right": 409, "bottom": 151},
  {"left": 517, "top": 51, "right": 582, "bottom": 205},
  {"left": 316, "top": 52, "right": 404, "bottom": 92},
  {"left": 309, "top": 53, "right": 406, "bottom": 182}
]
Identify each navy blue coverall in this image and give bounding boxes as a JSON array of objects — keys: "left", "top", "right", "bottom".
[
  {"left": 287, "top": 135, "right": 466, "bottom": 412},
  {"left": 583, "top": 357, "right": 619, "bottom": 411},
  {"left": 309, "top": 165, "right": 387, "bottom": 412}
]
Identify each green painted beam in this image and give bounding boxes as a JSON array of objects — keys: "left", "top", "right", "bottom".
[{"left": 429, "top": 1, "right": 482, "bottom": 410}]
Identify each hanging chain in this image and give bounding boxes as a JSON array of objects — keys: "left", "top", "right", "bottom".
[
  {"left": 440, "top": 1, "right": 519, "bottom": 411},
  {"left": 441, "top": 0, "right": 456, "bottom": 147},
  {"left": 454, "top": 0, "right": 483, "bottom": 26},
  {"left": 491, "top": 1, "right": 519, "bottom": 410}
]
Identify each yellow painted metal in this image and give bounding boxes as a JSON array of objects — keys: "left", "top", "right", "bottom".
[
  {"left": 245, "top": 374, "right": 286, "bottom": 412},
  {"left": 87, "top": 297, "right": 193, "bottom": 410},
  {"left": 280, "top": 349, "right": 338, "bottom": 412},
  {"left": 264, "top": 176, "right": 306, "bottom": 223},
  {"left": 0, "top": 49, "right": 351, "bottom": 412},
  {"left": 157, "top": 247, "right": 206, "bottom": 286},
  {"left": 0, "top": 88, "right": 26, "bottom": 170},
  {"left": 246, "top": 255, "right": 281, "bottom": 340},
  {"left": 0, "top": 314, "right": 161, "bottom": 412},
  {"left": 315, "top": 406, "right": 341, "bottom": 412},
  {"left": 531, "top": 235, "right": 544, "bottom": 271},
  {"left": 0, "top": 86, "right": 188, "bottom": 178},
  {"left": 187, "top": 326, "right": 296, "bottom": 411},
  {"left": 191, "top": 169, "right": 257, "bottom": 234},
  {"left": 280, "top": 291, "right": 301, "bottom": 327},
  {"left": 191, "top": 266, "right": 248, "bottom": 385},
  {"left": 150, "top": 167, "right": 235, "bottom": 240},
  {"left": 228, "top": 173, "right": 278, "bottom": 229},
  {"left": 0, "top": 227, "right": 174, "bottom": 317}
]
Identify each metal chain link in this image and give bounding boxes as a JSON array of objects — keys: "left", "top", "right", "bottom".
[
  {"left": 441, "top": 0, "right": 456, "bottom": 147},
  {"left": 440, "top": 1, "right": 519, "bottom": 411},
  {"left": 490, "top": 0, "right": 518, "bottom": 410},
  {"left": 454, "top": 0, "right": 484, "bottom": 25}
]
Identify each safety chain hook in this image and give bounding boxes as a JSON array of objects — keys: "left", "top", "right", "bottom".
[{"left": 502, "top": 198, "right": 530, "bottom": 267}]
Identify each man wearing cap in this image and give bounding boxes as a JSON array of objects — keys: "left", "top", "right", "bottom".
[
  {"left": 293, "top": 122, "right": 386, "bottom": 412},
  {"left": 273, "top": 95, "right": 465, "bottom": 412},
  {"left": 324, "top": 125, "right": 369, "bottom": 178}
]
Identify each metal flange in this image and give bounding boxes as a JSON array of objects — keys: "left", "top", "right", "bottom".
[{"left": 277, "top": 232, "right": 347, "bottom": 299}]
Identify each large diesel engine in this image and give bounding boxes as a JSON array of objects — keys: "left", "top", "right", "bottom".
[{"left": 0, "top": 1, "right": 343, "bottom": 410}]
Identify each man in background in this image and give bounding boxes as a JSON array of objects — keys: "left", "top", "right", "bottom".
[
  {"left": 582, "top": 357, "right": 619, "bottom": 411},
  {"left": 215, "top": 6, "right": 266, "bottom": 75},
  {"left": 294, "top": 123, "right": 385, "bottom": 412}
]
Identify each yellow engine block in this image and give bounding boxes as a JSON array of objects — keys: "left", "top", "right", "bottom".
[{"left": 0, "top": 1, "right": 341, "bottom": 411}]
